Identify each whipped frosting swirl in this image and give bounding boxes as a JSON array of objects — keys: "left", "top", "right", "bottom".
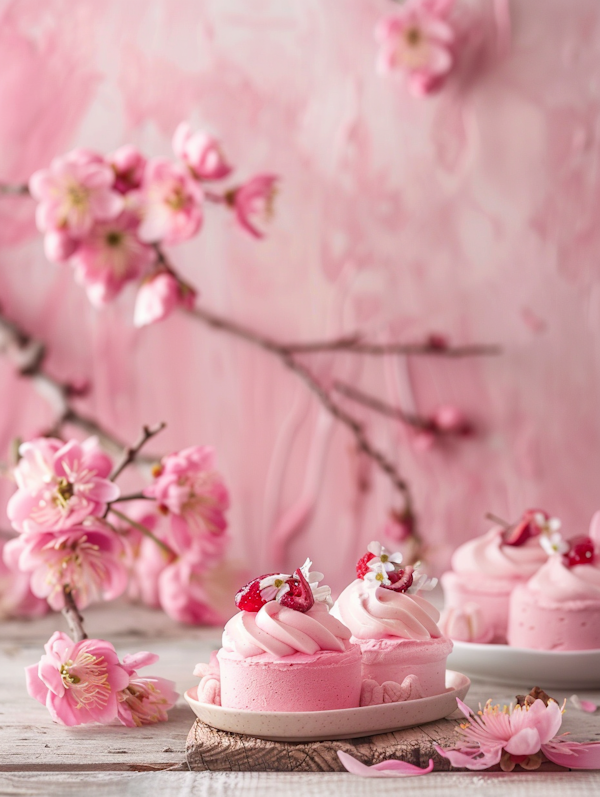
[
  {"left": 334, "top": 579, "right": 441, "bottom": 641},
  {"left": 222, "top": 600, "right": 352, "bottom": 658},
  {"left": 527, "top": 555, "right": 600, "bottom": 604},
  {"left": 451, "top": 527, "right": 547, "bottom": 579}
]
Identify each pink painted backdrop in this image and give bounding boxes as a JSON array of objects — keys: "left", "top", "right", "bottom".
[{"left": 2, "top": 0, "right": 600, "bottom": 593}]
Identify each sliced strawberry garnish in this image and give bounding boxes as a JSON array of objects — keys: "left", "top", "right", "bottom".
[
  {"left": 565, "top": 537, "right": 596, "bottom": 567},
  {"left": 356, "top": 551, "right": 376, "bottom": 579},
  {"left": 279, "top": 568, "right": 314, "bottom": 613},
  {"left": 387, "top": 566, "right": 414, "bottom": 592},
  {"left": 503, "top": 508, "right": 547, "bottom": 547},
  {"left": 234, "top": 573, "right": 278, "bottom": 612}
]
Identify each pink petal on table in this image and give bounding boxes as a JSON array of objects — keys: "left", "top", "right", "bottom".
[
  {"left": 570, "top": 695, "right": 598, "bottom": 713},
  {"left": 337, "top": 751, "right": 434, "bottom": 777},
  {"left": 542, "top": 741, "right": 600, "bottom": 769}
]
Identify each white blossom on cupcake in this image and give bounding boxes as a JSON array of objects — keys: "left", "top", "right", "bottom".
[
  {"left": 366, "top": 541, "right": 404, "bottom": 573},
  {"left": 409, "top": 569, "right": 438, "bottom": 593},
  {"left": 538, "top": 517, "right": 568, "bottom": 556},
  {"left": 364, "top": 561, "right": 393, "bottom": 588},
  {"left": 258, "top": 573, "right": 292, "bottom": 602},
  {"left": 300, "top": 558, "right": 333, "bottom": 606}
]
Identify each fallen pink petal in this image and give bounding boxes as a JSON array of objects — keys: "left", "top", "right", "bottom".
[{"left": 337, "top": 751, "right": 434, "bottom": 777}]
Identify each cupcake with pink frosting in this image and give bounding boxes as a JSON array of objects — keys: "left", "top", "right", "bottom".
[
  {"left": 440, "top": 509, "right": 553, "bottom": 643},
  {"left": 209, "top": 559, "right": 361, "bottom": 712},
  {"left": 508, "top": 512, "right": 600, "bottom": 651},
  {"left": 333, "top": 542, "right": 452, "bottom": 703}
]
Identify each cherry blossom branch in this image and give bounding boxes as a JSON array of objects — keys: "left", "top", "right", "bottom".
[
  {"left": 110, "top": 492, "right": 152, "bottom": 503},
  {"left": 0, "top": 182, "right": 29, "bottom": 196},
  {"left": 109, "top": 422, "right": 166, "bottom": 481},
  {"left": 62, "top": 586, "right": 87, "bottom": 642},
  {"left": 108, "top": 508, "right": 175, "bottom": 558},
  {"left": 333, "top": 380, "right": 431, "bottom": 430}
]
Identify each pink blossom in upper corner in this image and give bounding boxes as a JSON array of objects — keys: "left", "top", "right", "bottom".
[
  {"left": 107, "top": 145, "right": 147, "bottom": 194},
  {"left": 26, "top": 632, "right": 130, "bottom": 726},
  {"left": 133, "top": 272, "right": 196, "bottom": 328},
  {"left": 0, "top": 537, "right": 49, "bottom": 619},
  {"left": 29, "top": 150, "right": 124, "bottom": 238},
  {"left": 7, "top": 437, "right": 120, "bottom": 534},
  {"left": 69, "top": 211, "right": 155, "bottom": 306},
  {"left": 375, "top": 0, "right": 456, "bottom": 97},
  {"left": 158, "top": 556, "right": 225, "bottom": 625},
  {"left": 143, "top": 446, "right": 229, "bottom": 558},
  {"left": 173, "top": 122, "right": 232, "bottom": 181},
  {"left": 8, "top": 522, "right": 128, "bottom": 610},
  {"left": 117, "top": 651, "right": 178, "bottom": 727},
  {"left": 135, "top": 159, "right": 203, "bottom": 245},
  {"left": 436, "top": 697, "right": 600, "bottom": 771},
  {"left": 229, "top": 174, "right": 278, "bottom": 238}
]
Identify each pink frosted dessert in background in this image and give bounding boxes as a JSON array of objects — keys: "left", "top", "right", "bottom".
[
  {"left": 440, "top": 509, "right": 553, "bottom": 643},
  {"left": 334, "top": 542, "right": 452, "bottom": 704},
  {"left": 508, "top": 513, "right": 600, "bottom": 651},
  {"left": 198, "top": 559, "right": 361, "bottom": 712}
]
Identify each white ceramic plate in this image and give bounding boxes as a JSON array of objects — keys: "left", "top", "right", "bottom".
[
  {"left": 447, "top": 641, "right": 600, "bottom": 689},
  {"left": 184, "top": 669, "right": 470, "bottom": 742}
]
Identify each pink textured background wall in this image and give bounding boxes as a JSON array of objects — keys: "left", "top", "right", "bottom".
[{"left": 2, "top": 0, "right": 600, "bottom": 593}]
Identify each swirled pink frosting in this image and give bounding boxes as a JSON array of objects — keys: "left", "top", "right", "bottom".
[
  {"left": 451, "top": 527, "right": 547, "bottom": 579},
  {"left": 527, "top": 555, "right": 600, "bottom": 604},
  {"left": 333, "top": 579, "right": 441, "bottom": 641},
  {"left": 222, "top": 600, "right": 352, "bottom": 658}
]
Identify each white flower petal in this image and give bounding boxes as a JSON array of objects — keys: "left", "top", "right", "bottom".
[{"left": 367, "top": 541, "right": 382, "bottom": 556}]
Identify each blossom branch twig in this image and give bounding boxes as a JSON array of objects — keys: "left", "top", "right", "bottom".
[
  {"left": 333, "top": 380, "right": 431, "bottom": 430},
  {"left": 109, "top": 422, "right": 166, "bottom": 481},
  {"left": 108, "top": 508, "right": 175, "bottom": 558},
  {"left": 62, "top": 586, "right": 87, "bottom": 642}
]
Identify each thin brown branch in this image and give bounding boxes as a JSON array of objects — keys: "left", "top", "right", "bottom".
[
  {"left": 109, "top": 422, "right": 166, "bottom": 481},
  {"left": 110, "top": 492, "right": 153, "bottom": 504},
  {"left": 333, "top": 380, "right": 432, "bottom": 430},
  {"left": 0, "top": 182, "right": 29, "bottom": 196},
  {"left": 485, "top": 512, "right": 511, "bottom": 529},
  {"left": 108, "top": 508, "right": 176, "bottom": 558},
  {"left": 62, "top": 586, "right": 87, "bottom": 642},
  {"left": 283, "top": 338, "right": 502, "bottom": 357}
]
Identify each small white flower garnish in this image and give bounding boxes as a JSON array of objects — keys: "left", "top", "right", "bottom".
[
  {"left": 539, "top": 526, "right": 569, "bottom": 556},
  {"left": 259, "top": 573, "right": 291, "bottom": 602},
  {"left": 409, "top": 570, "right": 438, "bottom": 593},
  {"left": 300, "top": 557, "right": 333, "bottom": 606},
  {"left": 367, "top": 541, "right": 404, "bottom": 572},
  {"left": 533, "top": 513, "right": 562, "bottom": 536},
  {"left": 364, "top": 562, "right": 392, "bottom": 588}
]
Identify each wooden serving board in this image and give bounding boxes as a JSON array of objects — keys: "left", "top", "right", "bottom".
[{"left": 186, "top": 716, "right": 461, "bottom": 772}]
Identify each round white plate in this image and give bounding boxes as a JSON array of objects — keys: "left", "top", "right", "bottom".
[
  {"left": 184, "top": 669, "right": 470, "bottom": 742},
  {"left": 448, "top": 641, "right": 600, "bottom": 689}
]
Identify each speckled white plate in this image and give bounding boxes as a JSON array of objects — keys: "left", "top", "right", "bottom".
[
  {"left": 448, "top": 641, "right": 600, "bottom": 689},
  {"left": 184, "top": 670, "right": 470, "bottom": 742}
]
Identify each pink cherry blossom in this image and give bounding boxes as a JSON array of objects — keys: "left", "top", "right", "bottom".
[
  {"left": 432, "top": 404, "right": 471, "bottom": 434},
  {"left": 8, "top": 523, "right": 128, "bottom": 610},
  {"left": 0, "top": 536, "right": 49, "bottom": 619},
  {"left": 230, "top": 174, "right": 278, "bottom": 238},
  {"left": 133, "top": 272, "right": 196, "bottom": 328},
  {"left": 69, "top": 211, "right": 155, "bottom": 306},
  {"left": 136, "top": 159, "right": 203, "bottom": 245},
  {"left": 108, "top": 145, "right": 147, "bottom": 194},
  {"left": 143, "top": 446, "right": 229, "bottom": 559},
  {"left": 173, "top": 122, "right": 232, "bottom": 181},
  {"left": 7, "top": 436, "right": 120, "bottom": 534},
  {"left": 26, "top": 632, "right": 130, "bottom": 726},
  {"left": 158, "top": 556, "right": 224, "bottom": 625},
  {"left": 43, "top": 229, "right": 78, "bottom": 263},
  {"left": 117, "top": 651, "right": 178, "bottom": 727},
  {"left": 29, "top": 149, "right": 124, "bottom": 238},
  {"left": 376, "top": 0, "right": 456, "bottom": 97}
]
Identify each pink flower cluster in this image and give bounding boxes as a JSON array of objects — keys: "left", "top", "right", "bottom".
[
  {"left": 26, "top": 631, "right": 177, "bottom": 727},
  {"left": 28, "top": 123, "right": 278, "bottom": 326},
  {"left": 376, "top": 0, "right": 456, "bottom": 97}
]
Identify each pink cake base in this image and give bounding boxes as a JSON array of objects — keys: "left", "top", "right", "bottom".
[
  {"left": 217, "top": 645, "right": 362, "bottom": 712},
  {"left": 355, "top": 636, "right": 453, "bottom": 698},
  {"left": 441, "top": 571, "right": 518, "bottom": 643},
  {"left": 508, "top": 584, "right": 600, "bottom": 651}
]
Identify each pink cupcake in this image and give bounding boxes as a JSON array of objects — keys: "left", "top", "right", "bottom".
[
  {"left": 440, "top": 509, "right": 553, "bottom": 643},
  {"left": 334, "top": 542, "right": 452, "bottom": 704},
  {"left": 207, "top": 559, "right": 361, "bottom": 712},
  {"left": 508, "top": 513, "right": 600, "bottom": 651}
]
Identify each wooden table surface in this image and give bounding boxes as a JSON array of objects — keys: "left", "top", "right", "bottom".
[{"left": 2, "top": 600, "right": 600, "bottom": 796}]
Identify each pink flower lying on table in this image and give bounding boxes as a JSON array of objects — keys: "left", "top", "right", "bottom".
[
  {"left": 7, "top": 523, "right": 128, "bottom": 610},
  {"left": 133, "top": 271, "right": 196, "bottom": 327},
  {"left": 29, "top": 149, "right": 124, "bottom": 237},
  {"left": 376, "top": 0, "right": 456, "bottom": 97},
  {"left": 26, "top": 632, "right": 130, "bottom": 726},
  {"left": 118, "top": 651, "right": 178, "bottom": 727},
  {"left": 229, "top": 173, "right": 278, "bottom": 238},
  {"left": 436, "top": 698, "right": 600, "bottom": 771},
  {"left": 70, "top": 211, "right": 155, "bottom": 306},
  {"left": 143, "top": 446, "right": 229, "bottom": 558},
  {"left": 7, "top": 437, "right": 120, "bottom": 533},
  {"left": 135, "top": 159, "right": 203, "bottom": 245},
  {"left": 173, "top": 122, "right": 232, "bottom": 181}
]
